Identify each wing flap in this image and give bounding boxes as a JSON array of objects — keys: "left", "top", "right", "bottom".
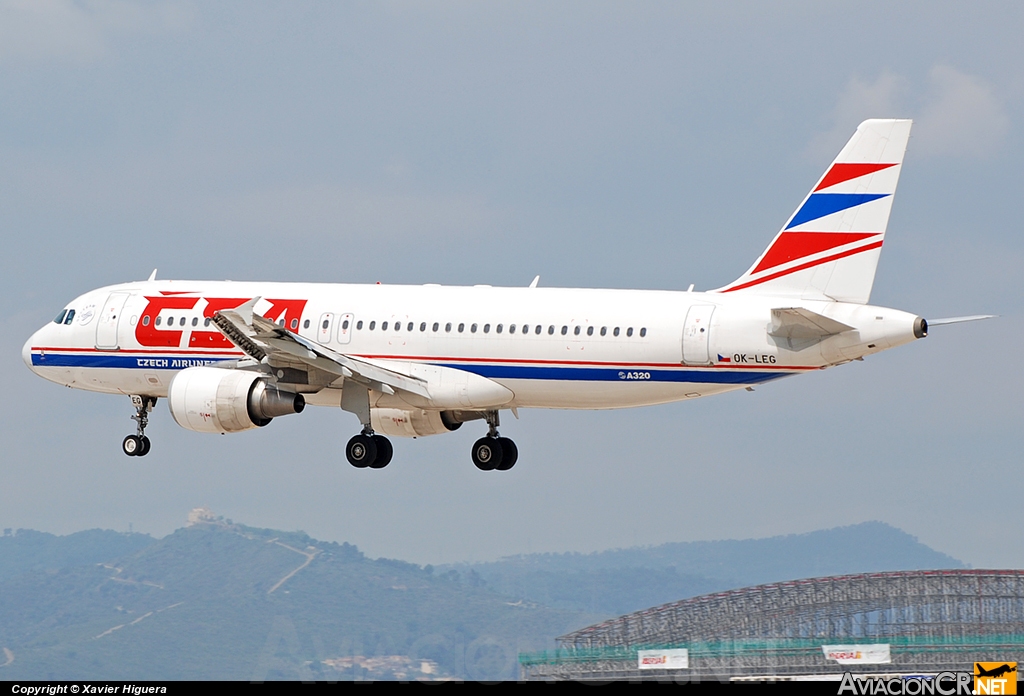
[{"left": 211, "top": 299, "right": 430, "bottom": 399}]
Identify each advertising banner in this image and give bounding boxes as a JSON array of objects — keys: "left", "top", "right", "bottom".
[
  {"left": 637, "top": 648, "right": 689, "bottom": 670},
  {"left": 822, "top": 644, "right": 892, "bottom": 664}
]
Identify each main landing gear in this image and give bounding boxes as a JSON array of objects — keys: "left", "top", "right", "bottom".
[
  {"left": 471, "top": 411, "right": 518, "bottom": 472},
  {"left": 346, "top": 428, "right": 393, "bottom": 469},
  {"left": 123, "top": 395, "right": 156, "bottom": 457}
]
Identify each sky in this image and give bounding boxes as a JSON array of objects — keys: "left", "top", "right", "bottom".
[{"left": 1, "top": 1, "right": 1021, "bottom": 569}]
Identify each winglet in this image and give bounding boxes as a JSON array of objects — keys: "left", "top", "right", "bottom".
[
  {"left": 147, "top": 269, "right": 157, "bottom": 282},
  {"left": 529, "top": 275, "right": 540, "bottom": 288}
]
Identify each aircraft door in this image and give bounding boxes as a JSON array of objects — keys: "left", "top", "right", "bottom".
[
  {"left": 337, "top": 313, "right": 354, "bottom": 345},
  {"left": 96, "top": 292, "right": 130, "bottom": 350},
  {"left": 682, "top": 305, "right": 715, "bottom": 365},
  {"left": 318, "top": 313, "right": 335, "bottom": 344}
]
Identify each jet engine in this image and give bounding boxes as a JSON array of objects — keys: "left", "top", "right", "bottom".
[
  {"left": 370, "top": 408, "right": 478, "bottom": 438},
  {"left": 168, "top": 366, "right": 305, "bottom": 434}
]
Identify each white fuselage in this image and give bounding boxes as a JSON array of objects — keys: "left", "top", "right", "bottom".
[{"left": 23, "top": 279, "right": 922, "bottom": 413}]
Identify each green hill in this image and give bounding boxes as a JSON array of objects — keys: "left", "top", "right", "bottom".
[
  {"left": 0, "top": 519, "right": 965, "bottom": 680},
  {"left": 0, "top": 520, "right": 593, "bottom": 680},
  {"left": 445, "top": 522, "right": 966, "bottom": 616}
]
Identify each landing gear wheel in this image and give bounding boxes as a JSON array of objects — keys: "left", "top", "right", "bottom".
[
  {"left": 138, "top": 436, "right": 152, "bottom": 457},
  {"left": 122, "top": 435, "right": 143, "bottom": 457},
  {"left": 346, "top": 434, "right": 378, "bottom": 468},
  {"left": 472, "top": 437, "right": 503, "bottom": 471},
  {"left": 495, "top": 437, "right": 518, "bottom": 471},
  {"left": 370, "top": 435, "right": 393, "bottom": 469}
]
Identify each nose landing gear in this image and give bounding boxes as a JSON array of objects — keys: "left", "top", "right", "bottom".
[
  {"left": 123, "top": 395, "right": 155, "bottom": 457},
  {"left": 472, "top": 411, "right": 518, "bottom": 471}
]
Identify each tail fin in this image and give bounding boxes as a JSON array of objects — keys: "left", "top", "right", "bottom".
[{"left": 716, "top": 119, "right": 912, "bottom": 304}]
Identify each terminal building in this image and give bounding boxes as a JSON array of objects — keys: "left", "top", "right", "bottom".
[{"left": 520, "top": 569, "right": 1024, "bottom": 681}]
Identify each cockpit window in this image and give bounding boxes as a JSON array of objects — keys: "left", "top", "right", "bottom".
[
  {"left": 64, "top": 310, "right": 75, "bottom": 325},
  {"left": 54, "top": 310, "right": 67, "bottom": 324}
]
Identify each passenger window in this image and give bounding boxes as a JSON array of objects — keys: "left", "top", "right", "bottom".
[
  {"left": 407, "top": 322, "right": 414, "bottom": 331},
  {"left": 166, "top": 316, "right": 173, "bottom": 326},
  {"left": 536, "top": 325, "right": 542, "bottom": 335},
  {"left": 548, "top": 325, "right": 555, "bottom": 335},
  {"left": 614, "top": 327, "right": 620, "bottom": 337},
  {"left": 341, "top": 320, "right": 349, "bottom": 330},
  {"left": 156, "top": 316, "right": 162, "bottom": 326},
  {"left": 496, "top": 324, "right": 503, "bottom": 334},
  {"left": 420, "top": 322, "right": 426, "bottom": 332},
  {"left": 640, "top": 327, "right": 647, "bottom": 337},
  {"left": 587, "top": 326, "right": 594, "bottom": 336},
  {"left": 382, "top": 321, "right": 389, "bottom": 330},
  {"left": 574, "top": 326, "right": 581, "bottom": 336},
  {"left": 445, "top": 323, "right": 452, "bottom": 332},
  {"left": 432, "top": 322, "right": 439, "bottom": 332},
  {"left": 277, "top": 318, "right": 284, "bottom": 327},
  {"left": 627, "top": 327, "right": 633, "bottom": 337},
  {"left": 304, "top": 319, "right": 311, "bottom": 329},
  {"left": 458, "top": 323, "right": 465, "bottom": 333},
  {"left": 142, "top": 315, "right": 151, "bottom": 327},
  {"left": 54, "top": 310, "right": 67, "bottom": 324},
  {"left": 322, "top": 319, "right": 329, "bottom": 330},
  {"left": 205, "top": 318, "right": 211, "bottom": 327},
  {"left": 369, "top": 321, "right": 376, "bottom": 330},
  {"left": 561, "top": 326, "right": 568, "bottom": 335},
  {"left": 470, "top": 323, "right": 478, "bottom": 333},
  {"left": 483, "top": 324, "right": 490, "bottom": 334},
  {"left": 356, "top": 320, "right": 363, "bottom": 330},
  {"left": 291, "top": 319, "right": 299, "bottom": 330},
  {"left": 509, "top": 324, "right": 516, "bottom": 334},
  {"left": 600, "top": 326, "right": 607, "bottom": 336},
  {"left": 180, "top": 317, "right": 186, "bottom": 327},
  {"left": 192, "top": 317, "right": 198, "bottom": 327}
]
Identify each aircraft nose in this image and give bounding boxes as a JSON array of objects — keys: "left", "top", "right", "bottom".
[
  {"left": 22, "top": 334, "right": 34, "bottom": 370},
  {"left": 22, "top": 329, "right": 41, "bottom": 373}
]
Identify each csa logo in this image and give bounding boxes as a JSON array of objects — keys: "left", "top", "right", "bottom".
[{"left": 975, "top": 663, "right": 1017, "bottom": 695}]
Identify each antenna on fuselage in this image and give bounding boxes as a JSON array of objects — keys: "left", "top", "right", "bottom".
[
  {"left": 529, "top": 275, "right": 540, "bottom": 288},
  {"left": 147, "top": 269, "right": 158, "bottom": 282}
]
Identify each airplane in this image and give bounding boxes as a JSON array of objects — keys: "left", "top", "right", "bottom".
[{"left": 22, "top": 119, "right": 990, "bottom": 471}]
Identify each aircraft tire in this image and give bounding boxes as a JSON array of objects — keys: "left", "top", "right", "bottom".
[
  {"left": 122, "top": 435, "right": 142, "bottom": 457},
  {"left": 346, "top": 434, "right": 377, "bottom": 468},
  {"left": 370, "top": 435, "right": 393, "bottom": 469},
  {"left": 138, "top": 436, "right": 152, "bottom": 457},
  {"left": 495, "top": 437, "right": 518, "bottom": 471},
  {"left": 471, "top": 437, "right": 503, "bottom": 471}
]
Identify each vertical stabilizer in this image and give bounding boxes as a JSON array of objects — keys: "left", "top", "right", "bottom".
[{"left": 716, "top": 119, "right": 912, "bottom": 304}]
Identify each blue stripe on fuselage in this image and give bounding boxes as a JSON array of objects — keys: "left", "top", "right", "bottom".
[
  {"left": 436, "top": 362, "right": 793, "bottom": 385},
  {"left": 32, "top": 352, "right": 796, "bottom": 385},
  {"left": 32, "top": 353, "right": 234, "bottom": 369}
]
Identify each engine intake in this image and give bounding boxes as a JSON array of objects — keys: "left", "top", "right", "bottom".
[{"left": 168, "top": 366, "right": 304, "bottom": 434}]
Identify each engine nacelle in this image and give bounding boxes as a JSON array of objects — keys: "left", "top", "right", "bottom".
[
  {"left": 370, "top": 408, "right": 464, "bottom": 438},
  {"left": 168, "top": 366, "right": 305, "bottom": 434}
]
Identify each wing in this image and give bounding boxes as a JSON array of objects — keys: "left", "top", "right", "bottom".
[{"left": 211, "top": 297, "right": 430, "bottom": 399}]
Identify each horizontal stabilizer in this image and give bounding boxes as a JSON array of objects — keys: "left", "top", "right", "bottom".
[
  {"left": 770, "top": 307, "right": 854, "bottom": 351},
  {"left": 928, "top": 314, "right": 997, "bottom": 326}
]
